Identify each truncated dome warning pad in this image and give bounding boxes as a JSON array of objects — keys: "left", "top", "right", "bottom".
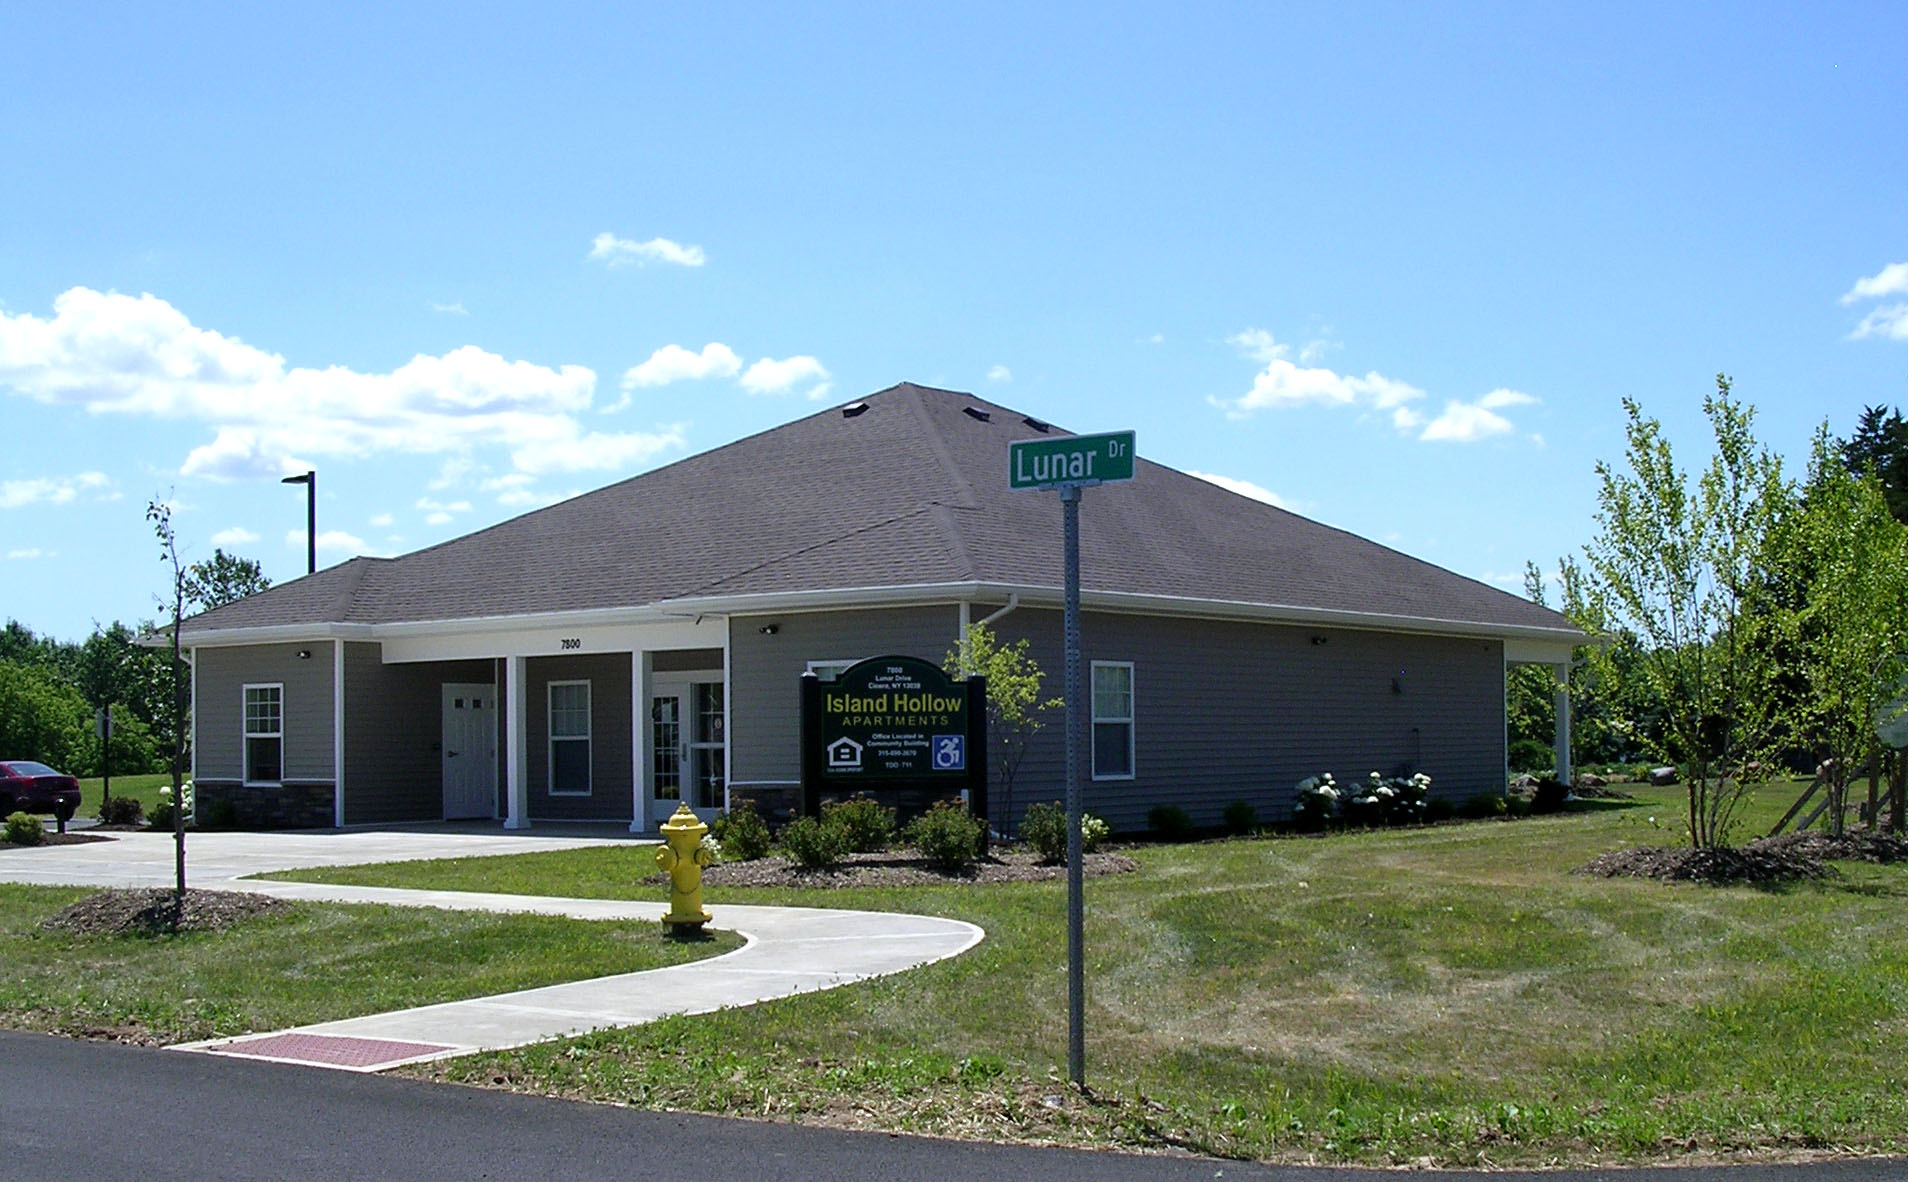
[{"left": 204, "top": 1032, "right": 459, "bottom": 1070}]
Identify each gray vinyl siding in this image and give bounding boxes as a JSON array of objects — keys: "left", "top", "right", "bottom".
[
  {"left": 191, "top": 641, "right": 336, "bottom": 784},
  {"left": 525, "top": 654, "right": 633, "bottom": 820},
  {"left": 728, "top": 605, "right": 964, "bottom": 787},
  {"left": 990, "top": 609, "right": 1506, "bottom": 834},
  {"left": 341, "top": 645, "right": 494, "bottom": 824}
]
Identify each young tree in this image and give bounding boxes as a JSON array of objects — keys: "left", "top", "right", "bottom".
[
  {"left": 146, "top": 499, "right": 191, "bottom": 908},
  {"left": 1579, "top": 378, "right": 1790, "bottom": 848},
  {"left": 945, "top": 621, "right": 1060, "bottom": 838},
  {"left": 183, "top": 548, "right": 271, "bottom": 611},
  {"left": 1771, "top": 429, "right": 1908, "bottom": 833}
]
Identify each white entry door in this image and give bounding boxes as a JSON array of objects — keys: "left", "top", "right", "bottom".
[
  {"left": 649, "top": 679, "right": 724, "bottom": 823},
  {"left": 442, "top": 683, "right": 498, "bottom": 819}
]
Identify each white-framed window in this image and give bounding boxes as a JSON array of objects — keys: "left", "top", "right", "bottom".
[
  {"left": 548, "top": 680, "right": 592, "bottom": 796},
  {"left": 806, "top": 659, "right": 857, "bottom": 683},
  {"left": 243, "top": 683, "right": 283, "bottom": 785},
  {"left": 1090, "top": 662, "right": 1135, "bottom": 781}
]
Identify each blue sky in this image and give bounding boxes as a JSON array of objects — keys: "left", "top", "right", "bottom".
[{"left": 3, "top": 2, "right": 1904, "bottom": 642}]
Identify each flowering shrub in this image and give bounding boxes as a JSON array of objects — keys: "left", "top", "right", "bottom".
[
  {"left": 4, "top": 811, "right": 44, "bottom": 845},
  {"left": 149, "top": 781, "right": 194, "bottom": 830},
  {"left": 696, "top": 833, "right": 722, "bottom": 866},
  {"left": 1293, "top": 773, "right": 1340, "bottom": 829},
  {"left": 906, "top": 801, "right": 985, "bottom": 872},
  {"left": 1020, "top": 801, "right": 1110, "bottom": 863}
]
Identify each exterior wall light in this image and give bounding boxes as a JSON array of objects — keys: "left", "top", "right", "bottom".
[{"left": 758, "top": 624, "right": 779, "bottom": 636}]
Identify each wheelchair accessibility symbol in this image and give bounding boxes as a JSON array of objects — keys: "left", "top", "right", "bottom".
[{"left": 931, "top": 734, "right": 965, "bottom": 771}]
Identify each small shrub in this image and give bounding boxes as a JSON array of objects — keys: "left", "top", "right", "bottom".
[
  {"left": 1532, "top": 777, "right": 1571, "bottom": 814},
  {"left": 4, "top": 811, "right": 45, "bottom": 845},
  {"left": 1504, "top": 793, "right": 1533, "bottom": 818},
  {"left": 148, "top": 799, "right": 177, "bottom": 830},
  {"left": 1508, "top": 737, "right": 1555, "bottom": 774},
  {"left": 1147, "top": 804, "right": 1194, "bottom": 842},
  {"left": 97, "top": 795, "right": 145, "bottom": 825},
  {"left": 199, "top": 798, "right": 240, "bottom": 829},
  {"left": 906, "top": 800, "right": 984, "bottom": 872},
  {"left": 1222, "top": 800, "right": 1257, "bottom": 835},
  {"left": 1020, "top": 801, "right": 1109, "bottom": 863},
  {"left": 1424, "top": 796, "right": 1455, "bottom": 822},
  {"left": 1461, "top": 792, "right": 1508, "bottom": 819},
  {"left": 778, "top": 815, "right": 850, "bottom": 870},
  {"left": 711, "top": 801, "right": 772, "bottom": 861},
  {"left": 1379, "top": 772, "right": 1432, "bottom": 826},
  {"left": 822, "top": 795, "right": 896, "bottom": 853}
]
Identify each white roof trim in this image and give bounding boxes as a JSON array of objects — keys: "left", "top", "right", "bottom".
[{"left": 181, "top": 579, "right": 1583, "bottom": 649}]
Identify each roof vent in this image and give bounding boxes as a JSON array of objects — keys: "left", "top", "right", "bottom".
[
  {"left": 962, "top": 406, "right": 991, "bottom": 422},
  {"left": 840, "top": 402, "right": 869, "bottom": 418},
  {"left": 1022, "top": 416, "right": 1051, "bottom": 433}
]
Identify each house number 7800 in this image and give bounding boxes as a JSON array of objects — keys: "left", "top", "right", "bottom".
[{"left": 559, "top": 638, "right": 582, "bottom": 650}]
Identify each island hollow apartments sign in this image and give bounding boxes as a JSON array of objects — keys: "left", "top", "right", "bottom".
[{"left": 800, "top": 655, "right": 988, "bottom": 825}]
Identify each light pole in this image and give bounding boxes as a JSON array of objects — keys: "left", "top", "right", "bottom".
[{"left": 281, "top": 470, "right": 315, "bottom": 575}]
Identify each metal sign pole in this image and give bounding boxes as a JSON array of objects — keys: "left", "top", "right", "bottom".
[{"left": 1062, "top": 483, "right": 1085, "bottom": 1087}]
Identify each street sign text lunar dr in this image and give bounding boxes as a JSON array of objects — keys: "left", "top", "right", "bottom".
[{"left": 1009, "top": 430, "right": 1137, "bottom": 490}]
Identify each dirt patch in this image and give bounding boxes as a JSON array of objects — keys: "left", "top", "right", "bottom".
[
  {"left": 0, "top": 832, "right": 114, "bottom": 849},
  {"left": 690, "top": 847, "right": 1139, "bottom": 889},
  {"left": 40, "top": 888, "right": 291, "bottom": 936},
  {"left": 1579, "top": 845, "right": 1830, "bottom": 885}
]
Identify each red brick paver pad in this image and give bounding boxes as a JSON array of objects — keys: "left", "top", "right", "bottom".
[{"left": 206, "top": 1032, "right": 458, "bottom": 1069}]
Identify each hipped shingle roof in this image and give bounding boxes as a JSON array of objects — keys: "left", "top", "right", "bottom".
[{"left": 181, "top": 383, "right": 1575, "bottom": 639}]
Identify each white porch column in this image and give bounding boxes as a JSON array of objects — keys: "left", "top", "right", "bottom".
[
  {"left": 630, "top": 650, "right": 652, "bottom": 834},
  {"left": 504, "top": 654, "right": 530, "bottom": 830},
  {"left": 1552, "top": 663, "right": 1573, "bottom": 786}
]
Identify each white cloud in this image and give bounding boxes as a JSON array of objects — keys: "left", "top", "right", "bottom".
[
  {"left": 484, "top": 472, "right": 573, "bottom": 509},
  {"left": 621, "top": 343, "right": 742, "bottom": 390},
  {"left": 740, "top": 355, "right": 831, "bottom": 399},
  {"left": 287, "top": 528, "right": 366, "bottom": 555},
  {"left": 1187, "top": 470, "right": 1294, "bottom": 510},
  {"left": 1140, "top": 333, "right": 1164, "bottom": 346},
  {"left": 0, "top": 287, "right": 687, "bottom": 480},
  {"left": 430, "top": 301, "right": 469, "bottom": 316},
  {"left": 509, "top": 422, "right": 688, "bottom": 475},
  {"left": 416, "top": 496, "right": 471, "bottom": 526},
  {"left": 210, "top": 526, "right": 260, "bottom": 546},
  {"left": 1842, "top": 262, "right": 1908, "bottom": 305},
  {"left": 1478, "top": 388, "right": 1537, "bottom": 410},
  {"left": 987, "top": 365, "right": 1012, "bottom": 383},
  {"left": 8, "top": 548, "right": 48, "bottom": 560},
  {"left": 588, "top": 233, "right": 705, "bottom": 268},
  {"left": 1227, "top": 328, "right": 1289, "bottom": 364},
  {"left": 1419, "top": 400, "right": 1517, "bottom": 443},
  {"left": 1216, "top": 357, "right": 1424, "bottom": 417},
  {"left": 0, "top": 471, "right": 110, "bottom": 509},
  {"left": 1851, "top": 304, "right": 1908, "bottom": 341},
  {"left": 369, "top": 513, "right": 394, "bottom": 528}
]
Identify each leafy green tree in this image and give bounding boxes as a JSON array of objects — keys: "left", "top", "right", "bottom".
[
  {"left": 0, "top": 660, "right": 94, "bottom": 771},
  {"left": 183, "top": 548, "right": 271, "bottom": 611},
  {"left": 1579, "top": 378, "right": 1791, "bottom": 848},
  {"left": 1770, "top": 429, "right": 1908, "bottom": 833},
  {"left": 945, "top": 621, "right": 1060, "bottom": 837}
]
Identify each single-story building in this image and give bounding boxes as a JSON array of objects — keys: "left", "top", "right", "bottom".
[{"left": 177, "top": 382, "right": 1583, "bottom": 833}]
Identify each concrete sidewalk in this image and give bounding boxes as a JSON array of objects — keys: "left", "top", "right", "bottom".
[{"left": 1, "top": 828, "right": 984, "bottom": 1072}]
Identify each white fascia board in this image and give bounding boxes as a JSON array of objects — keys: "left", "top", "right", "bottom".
[
  {"left": 664, "top": 582, "right": 1589, "bottom": 645},
  {"left": 379, "top": 614, "right": 726, "bottom": 664},
  {"left": 174, "top": 622, "right": 377, "bottom": 649}
]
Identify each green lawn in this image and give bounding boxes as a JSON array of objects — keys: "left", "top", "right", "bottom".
[
  {"left": 75, "top": 772, "right": 174, "bottom": 820},
  {"left": 266, "top": 781, "right": 1908, "bottom": 1167},
  {"left": 0, "top": 885, "right": 737, "bottom": 1045}
]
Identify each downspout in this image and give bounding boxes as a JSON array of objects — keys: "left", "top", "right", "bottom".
[{"left": 977, "top": 594, "right": 1020, "bottom": 629}]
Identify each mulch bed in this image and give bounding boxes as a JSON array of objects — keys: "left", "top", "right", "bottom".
[
  {"left": 687, "top": 847, "right": 1140, "bottom": 889},
  {"left": 1580, "top": 831, "right": 1908, "bottom": 885},
  {"left": 40, "top": 888, "right": 291, "bottom": 936},
  {"left": 1, "top": 832, "right": 115, "bottom": 849}
]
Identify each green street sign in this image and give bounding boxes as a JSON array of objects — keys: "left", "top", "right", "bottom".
[{"left": 1009, "top": 430, "right": 1137, "bottom": 490}]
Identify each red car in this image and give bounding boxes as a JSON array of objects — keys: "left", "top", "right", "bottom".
[{"left": 0, "top": 761, "right": 81, "bottom": 823}]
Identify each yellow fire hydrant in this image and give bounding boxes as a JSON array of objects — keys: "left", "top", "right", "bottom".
[{"left": 655, "top": 803, "right": 715, "bottom": 932}]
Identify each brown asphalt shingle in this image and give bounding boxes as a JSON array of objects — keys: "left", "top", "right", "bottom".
[{"left": 181, "top": 382, "right": 1575, "bottom": 637}]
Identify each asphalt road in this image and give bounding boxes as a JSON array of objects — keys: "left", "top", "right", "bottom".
[{"left": 3, "top": 1031, "right": 1903, "bottom": 1181}]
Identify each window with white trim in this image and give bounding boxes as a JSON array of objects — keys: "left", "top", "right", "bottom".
[
  {"left": 243, "top": 683, "right": 283, "bottom": 784},
  {"left": 1090, "top": 662, "right": 1134, "bottom": 780},
  {"left": 548, "top": 680, "right": 592, "bottom": 795},
  {"left": 806, "top": 659, "right": 857, "bottom": 683}
]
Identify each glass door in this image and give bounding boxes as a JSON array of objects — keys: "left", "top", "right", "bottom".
[
  {"left": 688, "top": 682, "right": 725, "bottom": 811},
  {"left": 651, "top": 679, "right": 725, "bottom": 821},
  {"left": 649, "top": 691, "right": 683, "bottom": 823}
]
